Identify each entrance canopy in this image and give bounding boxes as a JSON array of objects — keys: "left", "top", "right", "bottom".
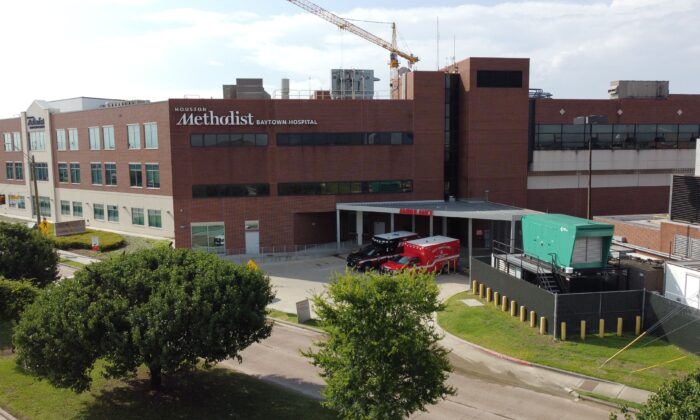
[{"left": 336, "top": 199, "right": 538, "bottom": 221}]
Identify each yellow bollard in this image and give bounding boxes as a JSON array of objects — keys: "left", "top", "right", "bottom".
[
  {"left": 501, "top": 295, "right": 508, "bottom": 312},
  {"left": 530, "top": 311, "right": 536, "bottom": 328},
  {"left": 479, "top": 284, "right": 485, "bottom": 299},
  {"left": 520, "top": 305, "right": 526, "bottom": 322},
  {"left": 510, "top": 300, "right": 517, "bottom": 317},
  {"left": 486, "top": 287, "right": 492, "bottom": 302},
  {"left": 617, "top": 317, "right": 623, "bottom": 337},
  {"left": 539, "top": 317, "right": 547, "bottom": 335},
  {"left": 561, "top": 322, "right": 567, "bottom": 341},
  {"left": 635, "top": 316, "right": 641, "bottom": 336},
  {"left": 493, "top": 291, "right": 500, "bottom": 307},
  {"left": 599, "top": 319, "right": 605, "bottom": 338},
  {"left": 472, "top": 280, "right": 478, "bottom": 295},
  {"left": 580, "top": 320, "right": 586, "bottom": 341}
]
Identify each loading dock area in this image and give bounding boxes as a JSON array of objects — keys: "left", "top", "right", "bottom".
[{"left": 335, "top": 199, "right": 539, "bottom": 271}]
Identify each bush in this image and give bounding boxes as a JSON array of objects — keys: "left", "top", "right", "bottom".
[
  {"left": 0, "top": 222, "right": 58, "bottom": 287},
  {"left": 0, "top": 278, "right": 40, "bottom": 321},
  {"left": 51, "top": 229, "right": 126, "bottom": 251}
]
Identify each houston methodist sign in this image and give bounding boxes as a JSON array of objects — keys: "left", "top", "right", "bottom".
[{"left": 175, "top": 108, "right": 317, "bottom": 126}]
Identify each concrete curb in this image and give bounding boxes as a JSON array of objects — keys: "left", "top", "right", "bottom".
[
  {"left": 270, "top": 317, "right": 324, "bottom": 334},
  {"left": 0, "top": 407, "right": 17, "bottom": 420}
]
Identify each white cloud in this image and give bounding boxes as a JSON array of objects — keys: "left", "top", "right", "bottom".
[{"left": 0, "top": 0, "right": 699, "bottom": 117}]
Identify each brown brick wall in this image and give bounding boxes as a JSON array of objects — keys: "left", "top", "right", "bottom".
[
  {"left": 50, "top": 102, "right": 172, "bottom": 195},
  {"left": 659, "top": 221, "right": 700, "bottom": 255},
  {"left": 595, "top": 216, "right": 662, "bottom": 250},
  {"left": 0, "top": 117, "right": 23, "bottom": 184}
]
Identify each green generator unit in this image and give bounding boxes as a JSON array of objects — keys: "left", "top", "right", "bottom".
[{"left": 521, "top": 214, "right": 614, "bottom": 270}]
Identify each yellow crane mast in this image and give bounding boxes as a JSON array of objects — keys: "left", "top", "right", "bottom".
[{"left": 287, "top": 0, "right": 419, "bottom": 99}]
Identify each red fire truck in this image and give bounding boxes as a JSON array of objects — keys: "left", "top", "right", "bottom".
[{"left": 380, "top": 236, "right": 460, "bottom": 274}]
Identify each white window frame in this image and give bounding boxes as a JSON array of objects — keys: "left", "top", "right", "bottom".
[
  {"left": 145, "top": 162, "right": 160, "bottom": 189},
  {"left": 56, "top": 129, "right": 67, "bottom": 151},
  {"left": 89, "top": 126, "right": 101, "bottom": 150},
  {"left": 90, "top": 162, "right": 103, "bottom": 185},
  {"left": 57, "top": 162, "right": 69, "bottom": 183},
  {"left": 103, "top": 125, "right": 115, "bottom": 150},
  {"left": 3, "top": 133, "right": 11, "bottom": 151},
  {"left": 104, "top": 161, "right": 117, "bottom": 186},
  {"left": 147, "top": 209, "right": 163, "bottom": 229},
  {"left": 69, "top": 161, "right": 81, "bottom": 184},
  {"left": 12, "top": 132, "right": 21, "bottom": 151},
  {"left": 68, "top": 128, "right": 79, "bottom": 150},
  {"left": 144, "top": 122, "right": 158, "bottom": 149},
  {"left": 127, "top": 124, "right": 141, "bottom": 149}
]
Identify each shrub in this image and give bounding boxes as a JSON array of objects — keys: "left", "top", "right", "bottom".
[
  {"left": 0, "top": 222, "right": 58, "bottom": 287},
  {"left": 51, "top": 229, "right": 126, "bottom": 251},
  {"left": 0, "top": 278, "right": 40, "bottom": 321}
]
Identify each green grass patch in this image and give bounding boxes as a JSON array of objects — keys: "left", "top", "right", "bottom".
[
  {"left": 267, "top": 309, "right": 322, "bottom": 329},
  {"left": 576, "top": 389, "right": 644, "bottom": 411},
  {"left": 51, "top": 229, "right": 126, "bottom": 252},
  {"left": 59, "top": 258, "right": 87, "bottom": 269},
  {"left": 0, "top": 356, "right": 335, "bottom": 419},
  {"left": 438, "top": 292, "right": 700, "bottom": 391}
]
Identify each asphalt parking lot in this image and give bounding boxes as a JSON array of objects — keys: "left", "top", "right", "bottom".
[{"left": 257, "top": 255, "right": 469, "bottom": 316}]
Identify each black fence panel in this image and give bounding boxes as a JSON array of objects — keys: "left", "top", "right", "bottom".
[
  {"left": 471, "top": 258, "right": 556, "bottom": 334},
  {"left": 644, "top": 292, "right": 700, "bottom": 354},
  {"left": 556, "top": 291, "right": 644, "bottom": 336}
]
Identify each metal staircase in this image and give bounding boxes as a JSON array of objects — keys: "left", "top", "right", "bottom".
[{"left": 536, "top": 272, "right": 561, "bottom": 294}]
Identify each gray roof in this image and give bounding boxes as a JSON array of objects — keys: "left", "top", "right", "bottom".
[{"left": 336, "top": 200, "right": 539, "bottom": 221}]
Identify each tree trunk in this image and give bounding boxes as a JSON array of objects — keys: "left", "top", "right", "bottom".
[{"left": 149, "top": 364, "right": 162, "bottom": 389}]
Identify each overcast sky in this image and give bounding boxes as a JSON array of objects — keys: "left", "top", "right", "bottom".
[{"left": 1, "top": 0, "right": 698, "bottom": 118}]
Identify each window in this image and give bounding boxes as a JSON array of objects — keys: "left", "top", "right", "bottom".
[
  {"left": 11, "top": 132, "right": 20, "bottom": 151},
  {"left": 104, "top": 163, "right": 117, "bottom": 186},
  {"left": 276, "top": 132, "right": 412, "bottom": 146},
  {"left": 107, "top": 205, "right": 119, "bottom": 222},
  {"left": 90, "top": 163, "right": 103, "bottom": 184},
  {"left": 192, "top": 184, "right": 270, "bottom": 198},
  {"left": 10, "top": 195, "right": 25, "bottom": 209},
  {"left": 191, "top": 224, "right": 225, "bottom": 253},
  {"left": 89, "top": 127, "right": 101, "bottom": 150},
  {"left": 72, "top": 201, "right": 83, "bottom": 217},
  {"left": 129, "top": 163, "right": 142, "bottom": 187},
  {"left": 476, "top": 70, "right": 523, "bottom": 88},
  {"left": 3, "top": 133, "right": 11, "bottom": 151},
  {"left": 29, "top": 131, "right": 46, "bottom": 151},
  {"left": 93, "top": 204, "right": 105, "bottom": 220},
  {"left": 147, "top": 209, "right": 162, "bottom": 228},
  {"left": 144, "top": 123, "right": 158, "bottom": 149},
  {"left": 58, "top": 163, "right": 69, "bottom": 183},
  {"left": 5, "top": 162, "right": 14, "bottom": 180},
  {"left": 60, "top": 200, "right": 71, "bottom": 216},
  {"left": 32, "top": 162, "right": 49, "bottom": 181},
  {"left": 56, "top": 129, "right": 67, "bottom": 151},
  {"left": 31, "top": 196, "right": 51, "bottom": 217},
  {"left": 127, "top": 124, "right": 140, "bottom": 149},
  {"left": 70, "top": 163, "right": 80, "bottom": 183},
  {"left": 131, "top": 208, "right": 144, "bottom": 225},
  {"left": 277, "top": 180, "right": 413, "bottom": 196},
  {"left": 68, "top": 128, "right": 79, "bottom": 150},
  {"left": 190, "top": 133, "right": 268, "bottom": 147},
  {"left": 102, "top": 126, "right": 115, "bottom": 150},
  {"left": 14, "top": 162, "right": 23, "bottom": 180},
  {"left": 145, "top": 164, "right": 160, "bottom": 188}
]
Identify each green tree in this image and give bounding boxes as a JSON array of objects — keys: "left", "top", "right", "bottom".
[
  {"left": 0, "top": 278, "right": 39, "bottom": 321},
  {"left": 639, "top": 368, "right": 700, "bottom": 419},
  {"left": 304, "top": 271, "right": 455, "bottom": 419},
  {"left": 0, "top": 222, "right": 58, "bottom": 287},
  {"left": 13, "top": 247, "right": 274, "bottom": 392}
]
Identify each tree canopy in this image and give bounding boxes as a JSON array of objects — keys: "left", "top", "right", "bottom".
[
  {"left": 0, "top": 222, "right": 58, "bottom": 287},
  {"left": 304, "top": 271, "right": 455, "bottom": 419},
  {"left": 13, "top": 247, "right": 274, "bottom": 391},
  {"left": 638, "top": 368, "right": 700, "bottom": 419}
]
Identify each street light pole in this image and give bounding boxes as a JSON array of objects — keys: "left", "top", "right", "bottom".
[{"left": 573, "top": 115, "right": 608, "bottom": 220}]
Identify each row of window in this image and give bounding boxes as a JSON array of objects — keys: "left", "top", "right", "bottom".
[
  {"left": 57, "top": 123, "right": 158, "bottom": 151},
  {"left": 3, "top": 132, "right": 21, "bottom": 152},
  {"left": 277, "top": 132, "right": 413, "bottom": 146},
  {"left": 190, "top": 133, "right": 268, "bottom": 148},
  {"left": 191, "top": 180, "right": 414, "bottom": 198},
  {"left": 57, "top": 201, "right": 162, "bottom": 228},
  {"left": 55, "top": 162, "right": 160, "bottom": 188},
  {"left": 5, "top": 162, "right": 24, "bottom": 180},
  {"left": 535, "top": 123, "right": 699, "bottom": 150}
]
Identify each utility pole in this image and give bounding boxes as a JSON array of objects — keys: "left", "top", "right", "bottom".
[
  {"left": 31, "top": 155, "right": 41, "bottom": 226},
  {"left": 573, "top": 115, "right": 608, "bottom": 220}
]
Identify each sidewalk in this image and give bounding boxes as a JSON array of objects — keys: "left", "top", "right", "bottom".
[
  {"left": 57, "top": 249, "right": 100, "bottom": 265},
  {"left": 436, "top": 282, "right": 652, "bottom": 406}
]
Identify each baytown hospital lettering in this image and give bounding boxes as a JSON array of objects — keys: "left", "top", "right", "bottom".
[{"left": 175, "top": 109, "right": 318, "bottom": 126}]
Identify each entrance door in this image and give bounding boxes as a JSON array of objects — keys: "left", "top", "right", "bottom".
[{"left": 245, "top": 220, "right": 260, "bottom": 255}]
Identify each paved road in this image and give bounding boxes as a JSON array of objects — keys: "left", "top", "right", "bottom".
[{"left": 221, "top": 322, "right": 614, "bottom": 419}]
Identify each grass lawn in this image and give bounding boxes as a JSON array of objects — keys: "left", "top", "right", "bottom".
[
  {"left": 438, "top": 292, "right": 700, "bottom": 391},
  {"left": 59, "top": 258, "right": 86, "bottom": 269},
  {"left": 267, "top": 308, "right": 322, "bottom": 329},
  {"left": 68, "top": 235, "right": 171, "bottom": 261},
  {"left": 0, "top": 355, "right": 335, "bottom": 420}
]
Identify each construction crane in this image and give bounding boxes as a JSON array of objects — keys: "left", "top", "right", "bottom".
[{"left": 287, "top": 0, "right": 419, "bottom": 99}]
